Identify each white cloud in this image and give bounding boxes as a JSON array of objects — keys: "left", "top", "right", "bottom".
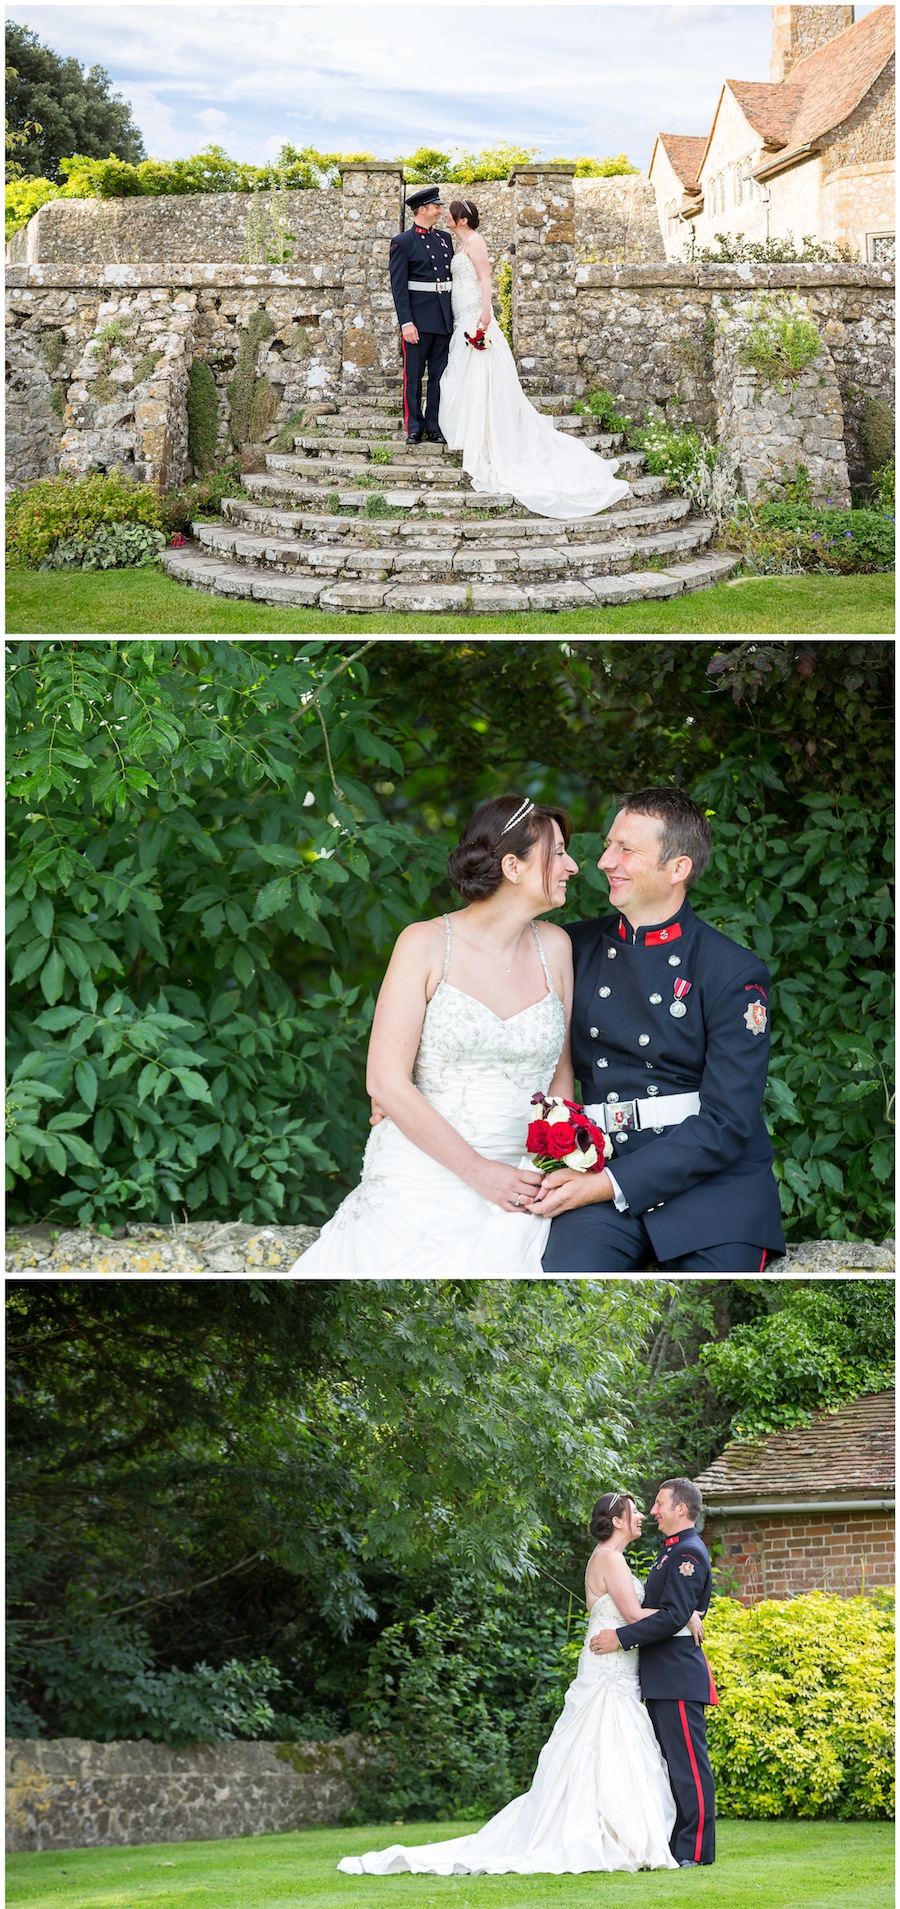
[{"left": 196, "top": 108, "right": 229, "bottom": 133}]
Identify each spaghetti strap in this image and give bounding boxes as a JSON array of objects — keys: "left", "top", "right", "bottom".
[
  {"left": 531, "top": 922, "right": 556, "bottom": 994},
  {"left": 442, "top": 913, "right": 452, "bottom": 981}
]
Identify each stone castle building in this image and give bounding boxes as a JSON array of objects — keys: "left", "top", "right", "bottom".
[{"left": 650, "top": 5, "right": 895, "bottom": 259}]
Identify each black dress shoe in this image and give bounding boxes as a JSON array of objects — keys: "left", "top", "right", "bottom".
[
  {"left": 426, "top": 428, "right": 446, "bottom": 443},
  {"left": 406, "top": 430, "right": 423, "bottom": 444},
  {"left": 678, "top": 1859, "right": 698, "bottom": 1867}
]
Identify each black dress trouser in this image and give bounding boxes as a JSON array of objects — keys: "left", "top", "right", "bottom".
[
  {"left": 645, "top": 1699, "right": 716, "bottom": 1865},
  {"left": 400, "top": 330, "right": 450, "bottom": 435}
]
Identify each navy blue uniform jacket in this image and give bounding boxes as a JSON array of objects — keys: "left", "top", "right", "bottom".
[
  {"left": 389, "top": 225, "right": 454, "bottom": 333},
  {"left": 566, "top": 900, "right": 785, "bottom": 1260},
  {"left": 617, "top": 1529, "right": 716, "bottom": 1703}
]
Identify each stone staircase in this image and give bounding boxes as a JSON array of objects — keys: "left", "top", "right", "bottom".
[{"left": 162, "top": 377, "right": 739, "bottom": 613}]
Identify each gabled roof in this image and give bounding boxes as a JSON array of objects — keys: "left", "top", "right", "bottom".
[
  {"left": 695, "top": 1389, "right": 895, "bottom": 1506},
  {"left": 651, "top": 134, "right": 707, "bottom": 193},
  {"left": 698, "top": 5, "right": 895, "bottom": 181}
]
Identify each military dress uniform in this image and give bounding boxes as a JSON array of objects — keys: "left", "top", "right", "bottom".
[
  {"left": 615, "top": 1527, "right": 718, "bottom": 1866},
  {"left": 388, "top": 192, "right": 455, "bottom": 440},
  {"left": 542, "top": 899, "right": 785, "bottom": 1272}
]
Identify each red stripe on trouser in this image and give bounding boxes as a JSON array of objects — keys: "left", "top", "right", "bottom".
[
  {"left": 401, "top": 335, "right": 409, "bottom": 433},
  {"left": 760, "top": 1249, "right": 767, "bottom": 1271},
  {"left": 678, "top": 1699, "right": 705, "bottom": 1864}
]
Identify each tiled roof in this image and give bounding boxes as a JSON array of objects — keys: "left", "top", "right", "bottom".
[
  {"left": 702, "top": 6, "right": 895, "bottom": 178},
  {"left": 695, "top": 1389, "right": 895, "bottom": 1504},
  {"left": 655, "top": 135, "right": 707, "bottom": 192}
]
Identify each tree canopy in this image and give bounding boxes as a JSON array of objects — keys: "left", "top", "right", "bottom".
[
  {"left": 6, "top": 640, "right": 892, "bottom": 1242},
  {"left": 5, "top": 22, "right": 145, "bottom": 181}
]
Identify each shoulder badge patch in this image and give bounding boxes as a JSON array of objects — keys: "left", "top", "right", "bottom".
[
  {"left": 743, "top": 998, "right": 768, "bottom": 1035},
  {"left": 679, "top": 1558, "right": 696, "bottom": 1576}
]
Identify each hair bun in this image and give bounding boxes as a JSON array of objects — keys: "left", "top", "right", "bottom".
[{"left": 447, "top": 836, "right": 501, "bottom": 902}]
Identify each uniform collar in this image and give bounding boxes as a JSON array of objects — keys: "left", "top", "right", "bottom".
[
  {"left": 664, "top": 1527, "right": 695, "bottom": 1547},
  {"left": 617, "top": 899, "right": 693, "bottom": 948}
]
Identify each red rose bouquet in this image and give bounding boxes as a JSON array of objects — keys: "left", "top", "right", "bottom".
[
  {"left": 527, "top": 1093, "right": 612, "bottom": 1175},
  {"left": 464, "top": 327, "right": 489, "bottom": 350}
]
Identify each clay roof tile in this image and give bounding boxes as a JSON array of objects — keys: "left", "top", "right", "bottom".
[{"left": 695, "top": 1389, "right": 895, "bottom": 1504}]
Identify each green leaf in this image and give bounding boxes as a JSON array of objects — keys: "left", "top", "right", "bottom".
[
  {"left": 136, "top": 1063, "right": 160, "bottom": 1104},
  {"left": 93, "top": 1106, "right": 114, "bottom": 1151},
  {"left": 57, "top": 934, "right": 90, "bottom": 979},
  {"left": 10, "top": 936, "right": 51, "bottom": 984},
  {"left": 74, "top": 1061, "right": 98, "bottom": 1112},
  {"left": 31, "top": 894, "right": 54, "bottom": 938},
  {"left": 35, "top": 1005, "right": 88, "bottom": 1031},
  {"left": 871, "top": 1139, "right": 893, "bottom": 1182},
  {"left": 254, "top": 876, "right": 293, "bottom": 920},
  {"left": 40, "top": 948, "right": 66, "bottom": 1005},
  {"left": 174, "top": 1069, "right": 213, "bottom": 1102}
]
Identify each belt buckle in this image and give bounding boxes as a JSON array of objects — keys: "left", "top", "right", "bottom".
[{"left": 608, "top": 1098, "right": 637, "bottom": 1132}]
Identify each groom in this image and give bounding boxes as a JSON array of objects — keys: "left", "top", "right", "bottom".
[
  {"left": 539, "top": 786, "right": 785, "bottom": 1272},
  {"left": 591, "top": 1478, "right": 717, "bottom": 1867},
  {"left": 388, "top": 184, "right": 454, "bottom": 444}
]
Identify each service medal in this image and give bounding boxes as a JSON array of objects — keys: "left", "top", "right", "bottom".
[{"left": 669, "top": 977, "right": 691, "bottom": 1018}]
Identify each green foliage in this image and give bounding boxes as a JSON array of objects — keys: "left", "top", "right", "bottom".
[
  {"left": 737, "top": 299, "right": 821, "bottom": 393},
  {"left": 5, "top": 22, "right": 145, "bottom": 181},
  {"left": 5, "top": 171, "right": 57, "bottom": 240},
  {"left": 187, "top": 360, "right": 220, "bottom": 471},
  {"left": 732, "top": 500, "right": 895, "bottom": 576},
  {"left": 571, "top": 153, "right": 639, "bottom": 177},
  {"left": 572, "top": 386, "right": 630, "bottom": 433},
  {"left": 494, "top": 255, "right": 514, "bottom": 349},
  {"left": 397, "top": 146, "right": 452, "bottom": 183},
  {"left": 37, "top": 329, "right": 65, "bottom": 373},
  {"left": 860, "top": 398, "right": 894, "bottom": 473},
  {"left": 159, "top": 461, "right": 247, "bottom": 533},
  {"left": 698, "top": 1283, "right": 895, "bottom": 1437},
  {"left": 369, "top": 445, "right": 392, "bottom": 466},
  {"left": 244, "top": 168, "right": 295, "bottom": 265},
  {"left": 445, "top": 143, "right": 541, "bottom": 183},
  {"left": 363, "top": 492, "right": 391, "bottom": 517},
  {"left": 707, "top": 1593, "right": 894, "bottom": 1819},
  {"left": 692, "top": 231, "right": 857, "bottom": 264},
  {"left": 228, "top": 309, "right": 277, "bottom": 450},
  {"left": 869, "top": 457, "right": 894, "bottom": 510},
  {"left": 6, "top": 1279, "right": 657, "bottom": 1736},
  {"left": 6, "top": 470, "right": 164, "bottom": 569},
  {"left": 633, "top": 416, "right": 717, "bottom": 490},
  {"left": 272, "top": 409, "right": 307, "bottom": 454},
  {"left": 352, "top": 1593, "right": 577, "bottom": 1820},
  {"left": 38, "top": 521, "right": 166, "bottom": 571}
]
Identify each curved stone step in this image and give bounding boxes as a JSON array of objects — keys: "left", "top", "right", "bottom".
[
  {"left": 161, "top": 543, "right": 740, "bottom": 612},
  {"left": 191, "top": 514, "right": 716, "bottom": 583},
  {"left": 263, "top": 449, "right": 648, "bottom": 487},
  {"left": 292, "top": 425, "right": 627, "bottom": 455},
  {"left": 235, "top": 485, "right": 690, "bottom": 534}
]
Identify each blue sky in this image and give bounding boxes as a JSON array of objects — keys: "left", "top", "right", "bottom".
[{"left": 6, "top": 2, "right": 881, "bottom": 172}]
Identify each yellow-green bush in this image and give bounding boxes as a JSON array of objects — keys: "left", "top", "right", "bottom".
[{"left": 706, "top": 1591, "right": 894, "bottom": 1819}]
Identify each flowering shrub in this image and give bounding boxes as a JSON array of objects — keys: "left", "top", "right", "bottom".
[
  {"left": 730, "top": 501, "right": 894, "bottom": 576},
  {"left": 572, "top": 386, "right": 631, "bottom": 434},
  {"left": 706, "top": 1592, "right": 894, "bottom": 1819},
  {"left": 6, "top": 469, "right": 164, "bottom": 569}
]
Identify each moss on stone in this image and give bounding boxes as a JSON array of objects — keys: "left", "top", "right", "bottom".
[
  {"left": 187, "top": 357, "right": 219, "bottom": 471},
  {"left": 133, "top": 350, "right": 163, "bottom": 385},
  {"left": 861, "top": 398, "right": 894, "bottom": 472},
  {"left": 272, "top": 408, "right": 307, "bottom": 453},
  {"left": 39, "top": 329, "right": 66, "bottom": 374}
]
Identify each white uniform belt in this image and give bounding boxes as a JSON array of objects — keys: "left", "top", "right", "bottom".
[
  {"left": 584, "top": 1091, "right": 701, "bottom": 1134},
  {"left": 407, "top": 278, "right": 453, "bottom": 293}
]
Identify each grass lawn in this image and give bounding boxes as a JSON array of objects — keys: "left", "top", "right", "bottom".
[
  {"left": 5, "top": 1819, "right": 893, "bottom": 1909},
  {"left": 5, "top": 567, "right": 895, "bottom": 636}
]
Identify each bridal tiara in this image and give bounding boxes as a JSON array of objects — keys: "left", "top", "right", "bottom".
[{"left": 500, "top": 798, "right": 535, "bottom": 835}]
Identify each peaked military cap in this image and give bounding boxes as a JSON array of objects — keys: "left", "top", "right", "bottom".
[{"left": 406, "top": 184, "right": 444, "bottom": 210}]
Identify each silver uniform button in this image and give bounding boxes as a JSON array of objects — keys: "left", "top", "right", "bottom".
[
  {"left": 669, "top": 1001, "right": 688, "bottom": 1018},
  {"left": 668, "top": 954, "right": 681, "bottom": 967},
  {"left": 589, "top": 1026, "right": 599, "bottom": 1038},
  {"left": 607, "top": 948, "right": 617, "bottom": 959},
  {"left": 650, "top": 993, "right": 662, "bottom": 1004},
  {"left": 617, "top": 1131, "right": 629, "bottom": 1143},
  {"left": 638, "top": 1035, "right": 650, "bottom": 1046},
  {"left": 607, "top": 1092, "right": 619, "bottom": 1104},
  {"left": 599, "top": 986, "right": 612, "bottom": 998},
  {"left": 597, "top": 1058, "right": 609, "bottom": 1067},
  {"left": 653, "top": 1125, "right": 664, "bottom": 1134},
  {"left": 647, "top": 1084, "right": 660, "bottom": 1096}
]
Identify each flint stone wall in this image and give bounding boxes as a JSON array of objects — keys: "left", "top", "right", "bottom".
[
  {"left": 712, "top": 295, "right": 851, "bottom": 506},
  {"left": 5, "top": 1735, "right": 369, "bottom": 1853},
  {"left": 6, "top": 1222, "right": 894, "bottom": 1279}
]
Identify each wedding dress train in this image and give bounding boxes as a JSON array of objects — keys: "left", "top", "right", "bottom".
[
  {"left": 338, "top": 1578, "right": 678, "bottom": 1874},
  {"left": 438, "top": 249, "right": 632, "bottom": 520},
  {"left": 290, "top": 917, "right": 564, "bottom": 1276}
]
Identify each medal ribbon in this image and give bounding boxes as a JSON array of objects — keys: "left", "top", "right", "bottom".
[{"left": 673, "top": 979, "right": 692, "bottom": 1000}]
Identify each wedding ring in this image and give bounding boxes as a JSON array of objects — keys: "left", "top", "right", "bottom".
[{"left": 513, "top": 1195, "right": 523, "bottom": 1207}]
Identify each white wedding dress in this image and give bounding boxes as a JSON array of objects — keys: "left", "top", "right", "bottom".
[
  {"left": 338, "top": 1575, "right": 678, "bottom": 1875},
  {"left": 438, "top": 247, "right": 632, "bottom": 519},
  {"left": 290, "top": 917, "right": 564, "bottom": 1276}
]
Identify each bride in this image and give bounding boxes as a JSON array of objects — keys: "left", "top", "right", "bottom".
[
  {"left": 339, "top": 1492, "right": 703, "bottom": 1875},
  {"left": 290, "top": 794, "right": 577, "bottom": 1276},
  {"left": 438, "top": 199, "right": 632, "bottom": 519}
]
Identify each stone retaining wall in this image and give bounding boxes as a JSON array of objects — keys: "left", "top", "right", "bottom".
[
  {"left": 5, "top": 1735, "right": 368, "bottom": 1853},
  {"left": 6, "top": 1222, "right": 894, "bottom": 1279}
]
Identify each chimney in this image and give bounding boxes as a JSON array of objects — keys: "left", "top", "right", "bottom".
[{"left": 770, "top": 5, "right": 855, "bottom": 84}]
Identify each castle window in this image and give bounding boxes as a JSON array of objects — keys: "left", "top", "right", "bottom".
[{"left": 867, "top": 233, "right": 895, "bottom": 263}]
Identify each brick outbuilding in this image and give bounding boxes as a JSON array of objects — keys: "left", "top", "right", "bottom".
[{"left": 695, "top": 1388, "right": 894, "bottom": 1601}]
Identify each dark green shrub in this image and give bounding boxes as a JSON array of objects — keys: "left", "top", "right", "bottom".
[
  {"left": 572, "top": 386, "right": 630, "bottom": 433},
  {"left": 733, "top": 501, "right": 894, "bottom": 575},
  {"left": 186, "top": 357, "right": 219, "bottom": 471},
  {"left": 860, "top": 398, "right": 894, "bottom": 472},
  {"left": 707, "top": 1593, "right": 894, "bottom": 1819},
  {"left": 159, "top": 460, "right": 247, "bottom": 533},
  {"left": 6, "top": 469, "right": 164, "bottom": 568},
  {"left": 227, "top": 308, "right": 276, "bottom": 449}
]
